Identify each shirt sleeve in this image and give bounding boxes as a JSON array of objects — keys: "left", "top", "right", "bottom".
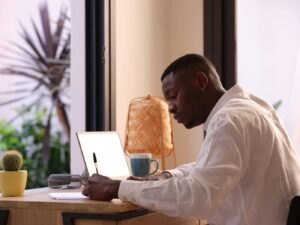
[
  {"left": 118, "top": 114, "right": 250, "bottom": 219},
  {"left": 166, "top": 162, "right": 196, "bottom": 177}
]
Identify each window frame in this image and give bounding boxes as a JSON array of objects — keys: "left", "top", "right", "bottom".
[
  {"left": 85, "top": 0, "right": 111, "bottom": 131},
  {"left": 204, "top": 0, "right": 236, "bottom": 90}
]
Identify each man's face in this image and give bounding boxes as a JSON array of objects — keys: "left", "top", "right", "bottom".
[{"left": 162, "top": 69, "right": 207, "bottom": 129}]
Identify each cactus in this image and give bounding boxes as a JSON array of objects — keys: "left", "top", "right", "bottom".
[{"left": 2, "top": 150, "right": 23, "bottom": 171}]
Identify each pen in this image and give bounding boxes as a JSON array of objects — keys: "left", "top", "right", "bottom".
[{"left": 93, "top": 152, "right": 99, "bottom": 174}]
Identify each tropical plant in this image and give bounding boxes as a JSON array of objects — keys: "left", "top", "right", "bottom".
[
  {"left": 273, "top": 100, "right": 282, "bottom": 111},
  {"left": 0, "top": 1, "right": 71, "bottom": 167}
]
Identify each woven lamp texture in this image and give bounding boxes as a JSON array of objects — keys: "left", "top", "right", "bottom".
[{"left": 125, "top": 95, "right": 174, "bottom": 157}]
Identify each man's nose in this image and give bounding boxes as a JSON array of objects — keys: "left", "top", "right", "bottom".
[{"left": 168, "top": 103, "right": 177, "bottom": 114}]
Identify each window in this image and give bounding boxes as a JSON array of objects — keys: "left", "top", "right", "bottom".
[
  {"left": 0, "top": 0, "right": 71, "bottom": 188},
  {"left": 237, "top": 0, "right": 300, "bottom": 153}
]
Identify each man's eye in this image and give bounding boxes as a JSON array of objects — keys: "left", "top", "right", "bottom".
[{"left": 170, "top": 93, "right": 177, "bottom": 99}]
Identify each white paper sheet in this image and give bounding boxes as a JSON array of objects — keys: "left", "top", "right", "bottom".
[{"left": 48, "top": 192, "right": 89, "bottom": 200}]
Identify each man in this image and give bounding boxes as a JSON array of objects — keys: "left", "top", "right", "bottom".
[{"left": 82, "top": 54, "right": 300, "bottom": 225}]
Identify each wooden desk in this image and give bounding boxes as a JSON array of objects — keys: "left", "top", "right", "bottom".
[{"left": 0, "top": 188, "right": 200, "bottom": 225}]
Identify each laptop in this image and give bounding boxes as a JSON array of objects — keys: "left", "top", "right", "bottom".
[{"left": 76, "top": 131, "right": 130, "bottom": 178}]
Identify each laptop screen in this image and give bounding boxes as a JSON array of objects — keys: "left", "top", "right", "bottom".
[{"left": 76, "top": 131, "right": 130, "bottom": 178}]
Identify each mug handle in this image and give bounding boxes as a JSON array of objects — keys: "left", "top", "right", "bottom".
[{"left": 149, "top": 159, "right": 159, "bottom": 175}]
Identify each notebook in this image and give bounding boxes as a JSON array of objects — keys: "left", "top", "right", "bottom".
[{"left": 76, "top": 131, "right": 130, "bottom": 178}]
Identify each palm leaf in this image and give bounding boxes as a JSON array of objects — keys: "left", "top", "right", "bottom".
[
  {"left": 0, "top": 54, "right": 47, "bottom": 75},
  {"left": 39, "top": 2, "right": 53, "bottom": 57},
  {"left": 5, "top": 64, "right": 46, "bottom": 76},
  {"left": 273, "top": 100, "right": 282, "bottom": 110},
  {"left": 30, "top": 18, "right": 48, "bottom": 57},
  {"left": 56, "top": 34, "right": 70, "bottom": 61},
  {"left": 0, "top": 88, "right": 33, "bottom": 95},
  {"left": 6, "top": 40, "right": 47, "bottom": 68},
  {"left": 11, "top": 80, "right": 32, "bottom": 86},
  {"left": 0, "top": 94, "right": 32, "bottom": 106},
  {"left": 19, "top": 23, "right": 48, "bottom": 66},
  {"left": 0, "top": 68, "right": 49, "bottom": 88},
  {"left": 52, "top": 8, "right": 67, "bottom": 57}
]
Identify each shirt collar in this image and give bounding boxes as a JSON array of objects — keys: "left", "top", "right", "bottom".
[{"left": 203, "top": 84, "right": 244, "bottom": 131}]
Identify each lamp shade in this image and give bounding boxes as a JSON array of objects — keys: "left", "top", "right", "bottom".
[{"left": 124, "top": 95, "right": 174, "bottom": 158}]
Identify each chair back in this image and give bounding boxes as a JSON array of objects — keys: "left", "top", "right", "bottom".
[{"left": 286, "top": 196, "right": 300, "bottom": 225}]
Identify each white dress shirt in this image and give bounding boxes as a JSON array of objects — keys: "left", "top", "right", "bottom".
[{"left": 118, "top": 85, "right": 300, "bottom": 225}]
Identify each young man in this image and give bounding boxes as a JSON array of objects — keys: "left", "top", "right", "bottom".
[{"left": 82, "top": 54, "right": 300, "bottom": 225}]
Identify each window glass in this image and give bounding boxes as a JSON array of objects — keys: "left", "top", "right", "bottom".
[
  {"left": 0, "top": 0, "right": 71, "bottom": 188},
  {"left": 237, "top": 0, "right": 300, "bottom": 154}
]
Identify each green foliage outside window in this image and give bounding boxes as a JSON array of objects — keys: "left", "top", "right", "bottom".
[
  {"left": 273, "top": 100, "right": 282, "bottom": 111},
  {"left": 0, "top": 104, "right": 70, "bottom": 189}
]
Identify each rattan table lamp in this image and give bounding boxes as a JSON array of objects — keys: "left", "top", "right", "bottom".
[{"left": 124, "top": 95, "right": 176, "bottom": 170}]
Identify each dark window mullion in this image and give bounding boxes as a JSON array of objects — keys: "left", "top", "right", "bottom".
[
  {"left": 85, "top": 0, "right": 105, "bottom": 131},
  {"left": 204, "top": 0, "right": 236, "bottom": 90}
]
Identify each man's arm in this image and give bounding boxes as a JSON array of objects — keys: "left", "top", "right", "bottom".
[
  {"left": 82, "top": 171, "right": 173, "bottom": 200},
  {"left": 167, "top": 162, "right": 196, "bottom": 177},
  {"left": 82, "top": 174, "right": 121, "bottom": 201},
  {"left": 127, "top": 171, "right": 172, "bottom": 181},
  {"left": 127, "top": 149, "right": 198, "bottom": 181},
  {"left": 127, "top": 162, "right": 196, "bottom": 181},
  {"left": 82, "top": 163, "right": 197, "bottom": 200},
  {"left": 117, "top": 117, "right": 249, "bottom": 219}
]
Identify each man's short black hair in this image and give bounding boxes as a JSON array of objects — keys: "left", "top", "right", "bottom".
[{"left": 161, "top": 53, "right": 213, "bottom": 81}]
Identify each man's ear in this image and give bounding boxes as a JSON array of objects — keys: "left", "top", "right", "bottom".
[{"left": 193, "top": 71, "right": 208, "bottom": 90}]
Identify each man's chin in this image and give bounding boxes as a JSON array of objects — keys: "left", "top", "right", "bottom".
[
  {"left": 183, "top": 122, "right": 194, "bottom": 129},
  {"left": 183, "top": 121, "right": 202, "bottom": 129}
]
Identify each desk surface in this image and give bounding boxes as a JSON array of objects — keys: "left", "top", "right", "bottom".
[
  {"left": 0, "top": 187, "right": 139, "bottom": 213},
  {"left": 0, "top": 188, "right": 203, "bottom": 225}
]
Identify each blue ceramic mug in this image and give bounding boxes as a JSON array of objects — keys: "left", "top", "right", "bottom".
[{"left": 129, "top": 153, "right": 159, "bottom": 177}]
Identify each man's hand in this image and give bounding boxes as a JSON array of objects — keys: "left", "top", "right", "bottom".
[
  {"left": 82, "top": 174, "right": 121, "bottom": 201},
  {"left": 127, "top": 171, "right": 172, "bottom": 181}
]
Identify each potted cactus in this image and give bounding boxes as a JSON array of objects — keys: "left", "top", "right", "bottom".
[{"left": 0, "top": 150, "right": 27, "bottom": 196}]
